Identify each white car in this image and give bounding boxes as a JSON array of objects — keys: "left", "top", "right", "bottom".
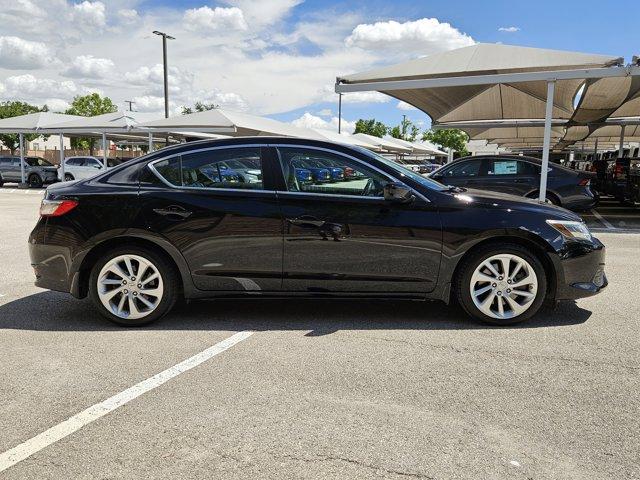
[{"left": 59, "top": 156, "right": 106, "bottom": 181}]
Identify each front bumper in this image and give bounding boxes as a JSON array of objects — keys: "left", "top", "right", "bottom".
[{"left": 553, "top": 238, "right": 607, "bottom": 300}]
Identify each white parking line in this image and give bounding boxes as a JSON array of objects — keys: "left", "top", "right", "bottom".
[
  {"left": 590, "top": 209, "right": 616, "bottom": 230},
  {"left": 0, "top": 330, "right": 253, "bottom": 473}
]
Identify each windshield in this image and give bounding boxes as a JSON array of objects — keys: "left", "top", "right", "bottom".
[
  {"left": 354, "top": 147, "right": 448, "bottom": 191},
  {"left": 25, "top": 157, "right": 53, "bottom": 167}
]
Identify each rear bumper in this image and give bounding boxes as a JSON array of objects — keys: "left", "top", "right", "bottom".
[
  {"left": 562, "top": 189, "right": 597, "bottom": 211},
  {"left": 553, "top": 239, "right": 607, "bottom": 300}
]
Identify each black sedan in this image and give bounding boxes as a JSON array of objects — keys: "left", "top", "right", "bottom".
[
  {"left": 29, "top": 138, "right": 607, "bottom": 326},
  {"left": 429, "top": 155, "right": 596, "bottom": 211}
]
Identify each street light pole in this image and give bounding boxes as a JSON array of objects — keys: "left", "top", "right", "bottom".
[{"left": 152, "top": 31, "right": 175, "bottom": 119}]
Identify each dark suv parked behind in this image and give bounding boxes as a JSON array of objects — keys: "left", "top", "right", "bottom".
[
  {"left": 429, "top": 155, "right": 596, "bottom": 211},
  {"left": 0, "top": 156, "right": 58, "bottom": 187}
]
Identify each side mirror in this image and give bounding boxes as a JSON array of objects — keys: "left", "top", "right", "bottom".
[{"left": 383, "top": 182, "right": 415, "bottom": 204}]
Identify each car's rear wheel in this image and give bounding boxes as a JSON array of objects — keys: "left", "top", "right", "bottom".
[
  {"left": 28, "top": 174, "right": 43, "bottom": 188},
  {"left": 89, "top": 247, "right": 178, "bottom": 326},
  {"left": 64, "top": 173, "right": 74, "bottom": 181},
  {"left": 456, "top": 244, "right": 547, "bottom": 325}
]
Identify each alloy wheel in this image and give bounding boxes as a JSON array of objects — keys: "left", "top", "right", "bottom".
[
  {"left": 469, "top": 253, "right": 538, "bottom": 320},
  {"left": 97, "top": 254, "right": 164, "bottom": 320}
]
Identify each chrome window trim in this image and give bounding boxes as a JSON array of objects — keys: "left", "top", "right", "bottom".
[
  {"left": 271, "top": 143, "right": 430, "bottom": 203},
  {"left": 147, "top": 144, "right": 274, "bottom": 194},
  {"left": 276, "top": 191, "right": 385, "bottom": 201}
]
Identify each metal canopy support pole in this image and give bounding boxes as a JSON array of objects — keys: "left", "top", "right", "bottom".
[
  {"left": 102, "top": 133, "right": 107, "bottom": 168},
  {"left": 59, "top": 133, "right": 65, "bottom": 180},
  {"left": 539, "top": 80, "right": 556, "bottom": 203},
  {"left": 338, "top": 93, "right": 342, "bottom": 134},
  {"left": 593, "top": 138, "right": 599, "bottom": 160},
  {"left": 148, "top": 132, "right": 154, "bottom": 152},
  {"left": 19, "top": 133, "right": 26, "bottom": 185},
  {"left": 618, "top": 125, "right": 626, "bottom": 158}
]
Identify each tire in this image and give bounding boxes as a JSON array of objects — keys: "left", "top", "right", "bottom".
[
  {"left": 455, "top": 243, "right": 547, "bottom": 326},
  {"left": 88, "top": 247, "right": 179, "bottom": 326},
  {"left": 64, "top": 173, "right": 74, "bottom": 181},
  {"left": 28, "top": 174, "right": 43, "bottom": 188}
]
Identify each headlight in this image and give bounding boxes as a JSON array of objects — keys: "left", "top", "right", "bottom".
[{"left": 546, "top": 220, "right": 592, "bottom": 242}]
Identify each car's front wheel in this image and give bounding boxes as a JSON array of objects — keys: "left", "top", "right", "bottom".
[
  {"left": 456, "top": 244, "right": 547, "bottom": 325},
  {"left": 64, "top": 173, "right": 74, "bottom": 181},
  {"left": 28, "top": 174, "right": 43, "bottom": 188},
  {"left": 89, "top": 247, "right": 178, "bottom": 326}
]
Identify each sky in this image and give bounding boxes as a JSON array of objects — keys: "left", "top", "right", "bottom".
[{"left": 0, "top": 0, "right": 639, "bottom": 134}]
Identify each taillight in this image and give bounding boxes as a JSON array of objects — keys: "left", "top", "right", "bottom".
[
  {"left": 40, "top": 199, "right": 78, "bottom": 217},
  {"left": 578, "top": 178, "right": 590, "bottom": 186}
]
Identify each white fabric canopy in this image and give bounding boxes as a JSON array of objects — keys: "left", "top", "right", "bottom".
[
  {"left": 351, "top": 133, "right": 412, "bottom": 153},
  {"left": 139, "top": 108, "right": 321, "bottom": 138},
  {"left": 0, "top": 112, "right": 83, "bottom": 133},
  {"left": 339, "top": 44, "right": 620, "bottom": 125},
  {"left": 41, "top": 111, "right": 164, "bottom": 133},
  {"left": 311, "top": 129, "right": 377, "bottom": 149},
  {"left": 380, "top": 136, "right": 447, "bottom": 155}
]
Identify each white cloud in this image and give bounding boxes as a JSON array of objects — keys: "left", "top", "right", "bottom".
[
  {"left": 498, "top": 26, "right": 520, "bottom": 32},
  {"left": 184, "top": 6, "right": 248, "bottom": 33},
  {"left": 321, "top": 86, "right": 390, "bottom": 104},
  {"left": 124, "top": 64, "right": 195, "bottom": 96},
  {"left": 291, "top": 112, "right": 356, "bottom": 133},
  {"left": 44, "top": 98, "right": 71, "bottom": 112},
  {"left": 1, "top": 74, "right": 78, "bottom": 101},
  {"left": 118, "top": 9, "right": 138, "bottom": 24},
  {"left": 317, "top": 108, "right": 332, "bottom": 116},
  {"left": 397, "top": 101, "right": 418, "bottom": 111},
  {"left": 0, "top": 0, "right": 46, "bottom": 22},
  {"left": 0, "top": 36, "right": 51, "bottom": 69},
  {"left": 345, "top": 18, "right": 475, "bottom": 54},
  {"left": 63, "top": 55, "right": 115, "bottom": 79},
  {"left": 224, "top": 0, "right": 301, "bottom": 28},
  {"left": 131, "top": 95, "right": 165, "bottom": 113},
  {"left": 71, "top": 1, "right": 106, "bottom": 30}
]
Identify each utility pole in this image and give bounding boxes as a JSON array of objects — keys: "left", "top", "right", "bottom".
[
  {"left": 402, "top": 114, "right": 407, "bottom": 140},
  {"left": 152, "top": 30, "right": 175, "bottom": 118},
  {"left": 124, "top": 100, "right": 135, "bottom": 111}
]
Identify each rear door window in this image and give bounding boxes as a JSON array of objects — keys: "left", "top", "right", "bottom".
[
  {"left": 442, "top": 159, "right": 483, "bottom": 177},
  {"left": 152, "top": 147, "right": 264, "bottom": 190}
]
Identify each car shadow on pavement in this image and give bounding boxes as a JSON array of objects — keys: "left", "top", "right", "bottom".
[{"left": 0, "top": 290, "right": 592, "bottom": 334}]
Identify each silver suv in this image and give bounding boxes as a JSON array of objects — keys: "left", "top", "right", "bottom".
[{"left": 0, "top": 156, "right": 59, "bottom": 188}]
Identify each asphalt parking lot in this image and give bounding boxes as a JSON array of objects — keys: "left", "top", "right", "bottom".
[{"left": 0, "top": 188, "right": 639, "bottom": 479}]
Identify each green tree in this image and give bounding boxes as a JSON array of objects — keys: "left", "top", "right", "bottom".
[
  {"left": 0, "top": 101, "right": 45, "bottom": 153},
  {"left": 354, "top": 118, "right": 388, "bottom": 138},
  {"left": 65, "top": 93, "right": 117, "bottom": 154},
  {"left": 182, "top": 101, "right": 219, "bottom": 114},
  {"left": 423, "top": 128, "right": 469, "bottom": 156},
  {"left": 389, "top": 117, "right": 420, "bottom": 142}
]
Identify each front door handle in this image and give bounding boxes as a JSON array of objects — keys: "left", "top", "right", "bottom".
[{"left": 153, "top": 205, "right": 193, "bottom": 219}]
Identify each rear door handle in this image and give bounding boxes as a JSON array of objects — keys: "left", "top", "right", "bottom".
[{"left": 153, "top": 205, "right": 193, "bottom": 219}]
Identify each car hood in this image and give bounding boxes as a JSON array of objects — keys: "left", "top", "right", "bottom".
[{"left": 450, "top": 188, "right": 581, "bottom": 221}]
